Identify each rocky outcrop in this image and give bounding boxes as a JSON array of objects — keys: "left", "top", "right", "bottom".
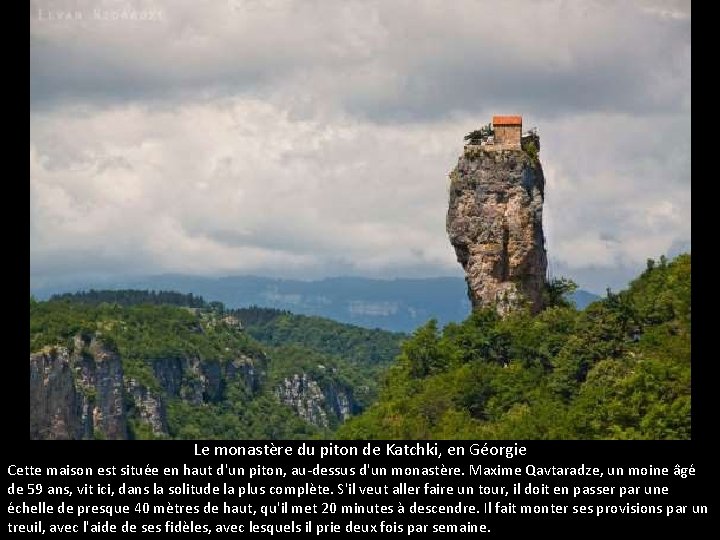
[
  {"left": 30, "top": 336, "right": 128, "bottom": 439},
  {"left": 125, "top": 379, "right": 168, "bottom": 437},
  {"left": 277, "top": 374, "right": 329, "bottom": 427},
  {"left": 275, "top": 372, "right": 358, "bottom": 429},
  {"left": 30, "top": 333, "right": 269, "bottom": 440},
  {"left": 30, "top": 347, "right": 85, "bottom": 440},
  {"left": 447, "top": 140, "right": 547, "bottom": 315},
  {"left": 226, "top": 354, "right": 265, "bottom": 393},
  {"left": 150, "top": 353, "right": 266, "bottom": 405},
  {"left": 326, "top": 384, "right": 355, "bottom": 422}
]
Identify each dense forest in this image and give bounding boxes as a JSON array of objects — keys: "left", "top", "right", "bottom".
[
  {"left": 44, "top": 292, "right": 404, "bottom": 367},
  {"left": 30, "top": 293, "right": 403, "bottom": 439},
  {"left": 337, "top": 254, "right": 690, "bottom": 439},
  {"left": 31, "top": 254, "right": 689, "bottom": 439},
  {"left": 234, "top": 307, "right": 404, "bottom": 366},
  {"left": 50, "top": 289, "right": 208, "bottom": 308}
]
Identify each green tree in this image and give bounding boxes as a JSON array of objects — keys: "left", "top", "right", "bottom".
[
  {"left": 398, "top": 319, "right": 445, "bottom": 378},
  {"left": 543, "top": 277, "right": 578, "bottom": 309},
  {"left": 338, "top": 253, "right": 690, "bottom": 441}
]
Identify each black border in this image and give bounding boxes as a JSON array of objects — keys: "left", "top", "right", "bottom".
[{"left": 19, "top": 3, "right": 709, "bottom": 537}]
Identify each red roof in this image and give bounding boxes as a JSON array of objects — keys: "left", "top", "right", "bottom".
[{"left": 492, "top": 115, "right": 522, "bottom": 126}]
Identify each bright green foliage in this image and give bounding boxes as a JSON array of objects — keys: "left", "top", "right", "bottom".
[
  {"left": 30, "top": 301, "right": 264, "bottom": 364},
  {"left": 524, "top": 140, "right": 539, "bottom": 163},
  {"left": 234, "top": 307, "right": 405, "bottom": 417},
  {"left": 338, "top": 254, "right": 691, "bottom": 440},
  {"left": 30, "top": 255, "right": 689, "bottom": 440},
  {"left": 398, "top": 319, "right": 446, "bottom": 378},
  {"left": 544, "top": 277, "right": 578, "bottom": 309},
  {"left": 164, "top": 391, "right": 319, "bottom": 440},
  {"left": 30, "top": 294, "right": 404, "bottom": 440},
  {"left": 50, "top": 289, "right": 206, "bottom": 308},
  {"left": 464, "top": 124, "right": 494, "bottom": 143},
  {"left": 235, "top": 307, "right": 403, "bottom": 365}
]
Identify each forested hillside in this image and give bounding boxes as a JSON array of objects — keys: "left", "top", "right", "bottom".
[
  {"left": 35, "top": 276, "right": 600, "bottom": 332},
  {"left": 31, "top": 255, "right": 689, "bottom": 440},
  {"left": 30, "top": 293, "right": 403, "bottom": 439},
  {"left": 234, "top": 307, "right": 403, "bottom": 365},
  {"left": 337, "top": 254, "right": 690, "bottom": 439}
]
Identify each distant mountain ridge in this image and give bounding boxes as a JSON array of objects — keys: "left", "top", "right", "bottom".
[{"left": 33, "top": 276, "right": 599, "bottom": 332}]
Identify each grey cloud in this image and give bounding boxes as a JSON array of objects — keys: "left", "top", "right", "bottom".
[
  {"left": 31, "top": 1, "right": 689, "bottom": 122},
  {"left": 667, "top": 238, "right": 691, "bottom": 259},
  {"left": 599, "top": 232, "right": 619, "bottom": 244},
  {"left": 30, "top": 0, "right": 691, "bottom": 293}
]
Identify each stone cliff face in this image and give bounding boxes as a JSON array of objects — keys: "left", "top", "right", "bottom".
[
  {"left": 30, "top": 331, "right": 358, "bottom": 438},
  {"left": 29, "top": 334, "right": 269, "bottom": 440},
  {"left": 30, "top": 336, "right": 127, "bottom": 439},
  {"left": 275, "top": 373, "right": 358, "bottom": 429},
  {"left": 149, "top": 353, "right": 266, "bottom": 407},
  {"left": 30, "top": 347, "right": 84, "bottom": 440},
  {"left": 125, "top": 379, "right": 168, "bottom": 437},
  {"left": 447, "top": 140, "right": 547, "bottom": 315}
]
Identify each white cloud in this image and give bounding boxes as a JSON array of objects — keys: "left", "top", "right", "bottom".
[
  {"left": 541, "top": 112, "right": 690, "bottom": 286},
  {"left": 30, "top": 99, "right": 471, "bottom": 281}
]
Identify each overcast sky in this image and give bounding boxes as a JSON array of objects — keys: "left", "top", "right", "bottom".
[{"left": 30, "top": 0, "right": 690, "bottom": 294}]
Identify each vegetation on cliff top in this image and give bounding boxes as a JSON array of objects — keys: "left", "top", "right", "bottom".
[{"left": 30, "top": 293, "right": 404, "bottom": 439}]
